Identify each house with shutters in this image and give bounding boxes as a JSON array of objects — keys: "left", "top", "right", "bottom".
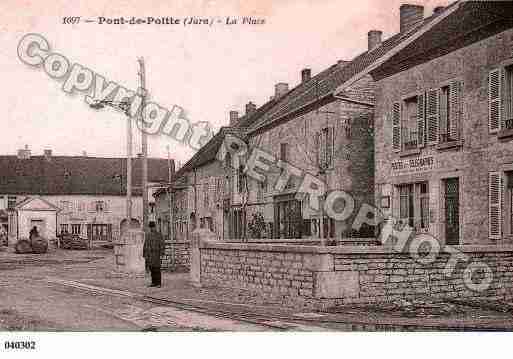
[
  {"left": 369, "top": 1, "right": 513, "bottom": 245},
  {"left": 242, "top": 3, "right": 453, "bottom": 240},
  {"left": 0, "top": 147, "right": 171, "bottom": 244}
]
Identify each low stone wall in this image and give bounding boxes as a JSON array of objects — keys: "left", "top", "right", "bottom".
[
  {"left": 161, "top": 241, "right": 190, "bottom": 270},
  {"left": 193, "top": 239, "right": 513, "bottom": 309}
]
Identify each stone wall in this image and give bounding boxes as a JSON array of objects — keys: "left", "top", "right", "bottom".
[{"left": 194, "top": 239, "right": 513, "bottom": 309}]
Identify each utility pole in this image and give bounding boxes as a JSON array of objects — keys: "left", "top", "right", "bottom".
[
  {"left": 167, "top": 145, "right": 174, "bottom": 241},
  {"left": 138, "top": 57, "right": 149, "bottom": 231},
  {"left": 127, "top": 104, "right": 133, "bottom": 225}
]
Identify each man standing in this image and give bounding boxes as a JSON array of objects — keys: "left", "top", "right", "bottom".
[{"left": 143, "top": 222, "right": 164, "bottom": 287}]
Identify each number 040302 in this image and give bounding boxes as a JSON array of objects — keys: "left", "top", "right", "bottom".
[{"left": 4, "top": 341, "right": 36, "bottom": 350}]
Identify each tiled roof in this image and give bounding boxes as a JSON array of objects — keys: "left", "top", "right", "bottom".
[
  {"left": 247, "top": 6, "right": 445, "bottom": 133},
  {"left": 371, "top": 1, "right": 513, "bottom": 80},
  {"left": 172, "top": 126, "right": 244, "bottom": 179},
  {"left": 0, "top": 155, "right": 172, "bottom": 196}
]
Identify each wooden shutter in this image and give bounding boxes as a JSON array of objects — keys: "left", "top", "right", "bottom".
[
  {"left": 449, "top": 80, "right": 463, "bottom": 140},
  {"left": 392, "top": 102, "right": 401, "bottom": 151},
  {"left": 314, "top": 132, "right": 320, "bottom": 167},
  {"left": 489, "top": 69, "right": 501, "bottom": 133},
  {"left": 426, "top": 89, "right": 439, "bottom": 145},
  {"left": 417, "top": 93, "right": 426, "bottom": 147},
  {"left": 326, "top": 127, "right": 334, "bottom": 167},
  {"left": 489, "top": 172, "right": 502, "bottom": 239}
]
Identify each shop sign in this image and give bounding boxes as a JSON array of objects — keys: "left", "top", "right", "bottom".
[{"left": 391, "top": 156, "right": 435, "bottom": 176}]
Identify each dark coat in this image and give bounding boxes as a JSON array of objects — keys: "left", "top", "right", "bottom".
[{"left": 143, "top": 231, "right": 164, "bottom": 268}]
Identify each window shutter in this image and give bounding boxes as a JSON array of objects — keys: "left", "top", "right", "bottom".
[
  {"left": 417, "top": 93, "right": 426, "bottom": 147},
  {"left": 449, "top": 80, "right": 463, "bottom": 140},
  {"left": 489, "top": 69, "right": 501, "bottom": 133},
  {"left": 314, "top": 131, "right": 321, "bottom": 166},
  {"left": 392, "top": 102, "right": 401, "bottom": 151},
  {"left": 426, "top": 89, "right": 439, "bottom": 144},
  {"left": 327, "top": 127, "right": 334, "bottom": 167},
  {"left": 489, "top": 171, "right": 502, "bottom": 239}
]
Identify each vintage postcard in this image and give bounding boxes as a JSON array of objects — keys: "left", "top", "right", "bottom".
[{"left": 1, "top": 0, "right": 513, "bottom": 357}]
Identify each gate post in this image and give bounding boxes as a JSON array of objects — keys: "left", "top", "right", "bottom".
[{"left": 190, "top": 227, "right": 216, "bottom": 287}]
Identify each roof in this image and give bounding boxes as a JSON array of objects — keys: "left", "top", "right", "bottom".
[
  {"left": 15, "top": 196, "right": 61, "bottom": 212},
  {"left": 0, "top": 155, "right": 172, "bottom": 196},
  {"left": 370, "top": 1, "right": 513, "bottom": 80},
  {"left": 173, "top": 126, "right": 245, "bottom": 178},
  {"left": 247, "top": 4, "right": 447, "bottom": 134}
]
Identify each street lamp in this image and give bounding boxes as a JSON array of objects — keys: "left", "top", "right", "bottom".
[{"left": 89, "top": 99, "right": 133, "bottom": 230}]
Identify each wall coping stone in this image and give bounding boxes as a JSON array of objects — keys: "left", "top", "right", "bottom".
[{"left": 200, "top": 240, "right": 513, "bottom": 255}]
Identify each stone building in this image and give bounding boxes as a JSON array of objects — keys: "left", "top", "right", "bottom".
[
  {"left": 241, "top": 3, "right": 444, "bottom": 240},
  {"left": 0, "top": 147, "right": 172, "bottom": 244},
  {"left": 369, "top": 1, "right": 513, "bottom": 245}
]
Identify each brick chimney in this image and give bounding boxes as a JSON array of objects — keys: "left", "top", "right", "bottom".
[
  {"left": 433, "top": 6, "right": 445, "bottom": 15},
  {"left": 301, "top": 68, "right": 311, "bottom": 83},
  {"left": 17, "top": 145, "right": 31, "bottom": 160},
  {"left": 337, "top": 59, "right": 349, "bottom": 68},
  {"left": 368, "top": 30, "right": 383, "bottom": 51},
  {"left": 274, "top": 83, "right": 289, "bottom": 98},
  {"left": 400, "top": 4, "right": 424, "bottom": 33},
  {"left": 245, "top": 101, "right": 256, "bottom": 116},
  {"left": 229, "top": 110, "right": 239, "bottom": 126},
  {"left": 43, "top": 149, "right": 52, "bottom": 160}
]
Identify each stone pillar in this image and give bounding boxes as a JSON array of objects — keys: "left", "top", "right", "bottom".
[
  {"left": 190, "top": 227, "right": 216, "bottom": 287},
  {"left": 114, "top": 229, "right": 145, "bottom": 276}
]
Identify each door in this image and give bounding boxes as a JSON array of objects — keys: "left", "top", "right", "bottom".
[
  {"left": 30, "top": 219, "right": 45, "bottom": 238},
  {"left": 445, "top": 178, "right": 460, "bottom": 245}
]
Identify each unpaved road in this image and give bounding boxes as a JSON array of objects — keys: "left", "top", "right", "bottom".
[{"left": 0, "top": 249, "right": 269, "bottom": 331}]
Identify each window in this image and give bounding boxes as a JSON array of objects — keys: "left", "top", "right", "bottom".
[
  {"left": 7, "top": 196, "right": 16, "bottom": 210},
  {"left": 398, "top": 182, "right": 429, "bottom": 231},
  {"left": 203, "top": 183, "right": 209, "bottom": 207},
  {"left": 257, "top": 179, "right": 266, "bottom": 202},
  {"left": 237, "top": 165, "right": 246, "bottom": 193},
  {"left": 316, "top": 127, "right": 334, "bottom": 168},
  {"left": 505, "top": 65, "right": 513, "bottom": 129},
  {"left": 507, "top": 172, "right": 513, "bottom": 236},
  {"left": 274, "top": 196, "right": 302, "bottom": 239},
  {"left": 95, "top": 201, "right": 105, "bottom": 212},
  {"left": 215, "top": 177, "right": 222, "bottom": 202},
  {"left": 439, "top": 81, "right": 463, "bottom": 142},
  {"left": 71, "top": 224, "right": 81, "bottom": 235},
  {"left": 280, "top": 143, "right": 288, "bottom": 162},
  {"left": 77, "top": 202, "right": 85, "bottom": 212},
  {"left": 402, "top": 97, "right": 418, "bottom": 150},
  {"left": 60, "top": 200, "right": 71, "bottom": 212}
]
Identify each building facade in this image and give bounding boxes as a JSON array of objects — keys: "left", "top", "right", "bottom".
[
  {"left": 0, "top": 148, "right": 172, "bottom": 244},
  {"left": 371, "top": 1, "right": 513, "bottom": 245}
]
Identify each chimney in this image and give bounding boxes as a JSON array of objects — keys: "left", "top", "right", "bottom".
[
  {"left": 43, "top": 149, "right": 52, "bottom": 160},
  {"left": 301, "top": 68, "right": 311, "bottom": 83},
  {"left": 245, "top": 101, "right": 256, "bottom": 116},
  {"left": 368, "top": 30, "right": 383, "bottom": 51},
  {"left": 433, "top": 6, "right": 445, "bottom": 15},
  {"left": 82, "top": 150, "right": 88, "bottom": 157},
  {"left": 274, "top": 83, "right": 289, "bottom": 99},
  {"left": 337, "top": 59, "right": 349, "bottom": 68},
  {"left": 17, "top": 144, "right": 31, "bottom": 160},
  {"left": 400, "top": 4, "right": 424, "bottom": 33},
  {"left": 229, "top": 110, "right": 239, "bottom": 126}
]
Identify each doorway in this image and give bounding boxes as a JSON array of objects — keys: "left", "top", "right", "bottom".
[{"left": 445, "top": 178, "right": 460, "bottom": 245}]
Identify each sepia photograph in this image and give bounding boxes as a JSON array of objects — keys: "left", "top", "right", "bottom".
[{"left": 1, "top": 0, "right": 513, "bottom": 357}]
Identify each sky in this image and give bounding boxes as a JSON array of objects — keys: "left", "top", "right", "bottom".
[{"left": 0, "top": 0, "right": 451, "bottom": 166}]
